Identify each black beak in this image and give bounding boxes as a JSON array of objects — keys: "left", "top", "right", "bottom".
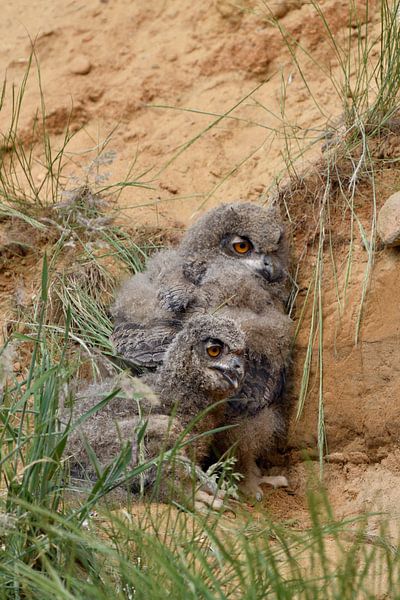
[
  {"left": 262, "top": 255, "right": 284, "bottom": 283},
  {"left": 220, "top": 370, "right": 241, "bottom": 389},
  {"left": 213, "top": 357, "right": 244, "bottom": 390}
]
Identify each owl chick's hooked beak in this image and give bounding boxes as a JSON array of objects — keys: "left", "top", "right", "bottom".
[
  {"left": 261, "top": 254, "right": 286, "bottom": 283},
  {"left": 238, "top": 254, "right": 285, "bottom": 284},
  {"left": 211, "top": 355, "right": 245, "bottom": 391}
]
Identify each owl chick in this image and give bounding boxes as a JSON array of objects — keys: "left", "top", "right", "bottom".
[{"left": 63, "top": 314, "right": 248, "bottom": 508}]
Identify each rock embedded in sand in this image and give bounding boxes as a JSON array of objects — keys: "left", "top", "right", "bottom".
[
  {"left": 70, "top": 55, "right": 92, "bottom": 76},
  {"left": 271, "top": 0, "right": 289, "bottom": 18},
  {"left": 326, "top": 452, "right": 346, "bottom": 464},
  {"left": 327, "top": 451, "right": 370, "bottom": 464},
  {"left": 377, "top": 191, "right": 400, "bottom": 246},
  {"left": 347, "top": 451, "right": 369, "bottom": 465},
  {"left": 270, "top": 0, "right": 302, "bottom": 19}
]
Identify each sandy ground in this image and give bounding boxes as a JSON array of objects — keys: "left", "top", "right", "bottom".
[
  {"left": 0, "top": 0, "right": 380, "bottom": 225},
  {"left": 1, "top": 0, "right": 400, "bottom": 537}
]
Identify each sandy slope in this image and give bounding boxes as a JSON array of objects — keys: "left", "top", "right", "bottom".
[{"left": 0, "top": 0, "right": 379, "bottom": 226}]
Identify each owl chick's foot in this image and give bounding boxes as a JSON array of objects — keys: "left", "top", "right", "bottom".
[
  {"left": 194, "top": 488, "right": 225, "bottom": 512},
  {"left": 193, "top": 471, "right": 227, "bottom": 512},
  {"left": 177, "top": 454, "right": 227, "bottom": 512},
  {"left": 259, "top": 475, "right": 289, "bottom": 489},
  {"left": 240, "top": 474, "right": 289, "bottom": 502}
]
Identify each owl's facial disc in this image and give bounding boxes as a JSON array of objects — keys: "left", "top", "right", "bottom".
[
  {"left": 221, "top": 234, "right": 284, "bottom": 283},
  {"left": 204, "top": 337, "right": 245, "bottom": 392}
]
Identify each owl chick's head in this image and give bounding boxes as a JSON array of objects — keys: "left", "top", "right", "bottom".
[
  {"left": 180, "top": 202, "right": 288, "bottom": 284},
  {"left": 160, "top": 314, "right": 246, "bottom": 401}
]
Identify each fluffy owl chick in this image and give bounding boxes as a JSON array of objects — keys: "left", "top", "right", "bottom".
[
  {"left": 63, "top": 314, "right": 246, "bottom": 507},
  {"left": 177, "top": 201, "right": 289, "bottom": 306},
  {"left": 111, "top": 202, "right": 289, "bottom": 370},
  {"left": 154, "top": 303, "right": 290, "bottom": 503}
]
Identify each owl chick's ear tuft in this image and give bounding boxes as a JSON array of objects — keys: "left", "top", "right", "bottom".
[{"left": 265, "top": 202, "right": 282, "bottom": 221}]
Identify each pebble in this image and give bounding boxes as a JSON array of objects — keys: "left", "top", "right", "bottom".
[
  {"left": 88, "top": 88, "right": 104, "bottom": 102},
  {"left": 326, "top": 452, "right": 346, "bottom": 463},
  {"left": 13, "top": 362, "right": 21, "bottom": 372},
  {"left": 8, "top": 58, "right": 29, "bottom": 68},
  {"left": 377, "top": 191, "right": 400, "bottom": 246},
  {"left": 70, "top": 56, "right": 92, "bottom": 76},
  {"left": 327, "top": 451, "right": 370, "bottom": 464},
  {"left": 270, "top": 0, "right": 302, "bottom": 18},
  {"left": 347, "top": 451, "right": 370, "bottom": 464},
  {"left": 271, "top": 0, "right": 289, "bottom": 18}
]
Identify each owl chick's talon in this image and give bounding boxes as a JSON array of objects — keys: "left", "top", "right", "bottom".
[
  {"left": 201, "top": 480, "right": 226, "bottom": 500},
  {"left": 239, "top": 473, "right": 289, "bottom": 502},
  {"left": 194, "top": 489, "right": 224, "bottom": 511},
  {"left": 260, "top": 475, "right": 289, "bottom": 489}
]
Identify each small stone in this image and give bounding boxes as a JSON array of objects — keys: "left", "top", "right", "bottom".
[
  {"left": 377, "top": 191, "right": 400, "bottom": 246},
  {"left": 13, "top": 362, "right": 21, "bottom": 372},
  {"left": 70, "top": 56, "right": 92, "bottom": 76},
  {"left": 347, "top": 451, "right": 369, "bottom": 464},
  {"left": 326, "top": 452, "right": 346, "bottom": 463},
  {"left": 38, "top": 28, "right": 54, "bottom": 38},
  {"left": 159, "top": 182, "right": 178, "bottom": 195},
  {"left": 8, "top": 58, "right": 29, "bottom": 68},
  {"left": 270, "top": 0, "right": 303, "bottom": 18},
  {"left": 376, "top": 447, "right": 389, "bottom": 461},
  {"left": 271, "top": 1, "right": 289, "bottom": 18},
  {"left": 88, "top": 88, "right": 104, "bottom": 102}
]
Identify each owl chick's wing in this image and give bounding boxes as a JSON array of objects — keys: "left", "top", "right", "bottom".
[{"left": 111, "top": 319, "right": 181, "bottom": 369}]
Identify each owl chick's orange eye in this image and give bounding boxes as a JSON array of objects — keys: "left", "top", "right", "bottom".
[
  {"left": 233, "top": 239, "right": 252, "bottom": 254},
  {"left": 207, "top": 345, "right": 222, "bottom": 358}
]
